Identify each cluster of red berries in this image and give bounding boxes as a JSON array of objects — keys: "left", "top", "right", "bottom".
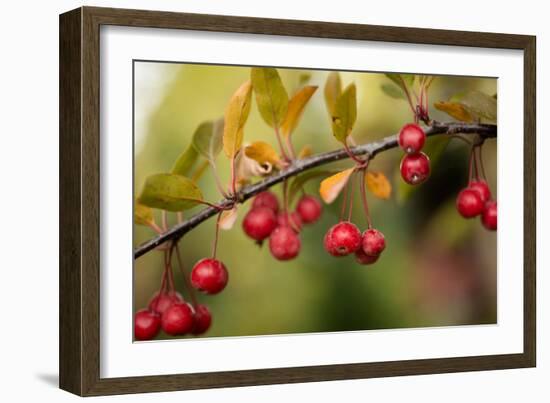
[
  {"left": 456, "top": 179, "right": 497, "bottom": 230},
  {"left": 135, "top": 255, "right": 229, "bottom": 340},
  {"left": 324, "top": 221, "right": 386, "bottom": 265},
  {"left": 242, "top": 191, "right": 323, "bottom": 260},
  {"left": 134, "top": 291, "right": 212, "bottom": 340},
  {"left": 398, "top": 123, "right": 431, "bottom": 185}
]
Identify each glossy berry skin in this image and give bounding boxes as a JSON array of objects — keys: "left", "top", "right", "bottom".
[
  {"left": 252, "top": 191, "right": 279, "bottom": 214},
  {"left": 277, "top": 212, "right": 302, "bottom": 232},
  {"left": 242, "top": 207, "right": 278, "bottom": 241},
  {"left": 362, "top": 229, "right": 386, "bottom": 256},
  {"left": 161, "top": 303, "right": 195, "bottom": 336},
  {"left": 269, "top": 226, "right": 301, "bottom": 260},
  {"left": 398, "top": 123, "right": 426, "bottom": 154},
  {"left": 323, "top": 221, "right": 362, "bottom": 257},
  {"left": 134, "top": 309, "right": 161, "bottom": 341},
  {"left": 192, "top": 304, "right": 212, "bottom": 335},
  {"left": 355, "top": 248, "right": 380, "bottom": 265},
  {"left": 148, "top": 291, "right": 183, "bottom": 315},
  {"left": 296, "top": 195, "right": 323, "bottom": 224},
  {"left": 481, "top": 201, "right": 497, "bottom": 230},
  {"left": 469, "top": 180, "right": 492, "bottom": 204},
  {"left": 456, "top": 188, "right": 484, "bottom": 218},
  {"left": 191, "top": 258, "right": 229, "bottom": 294},
  {"left": 400, "top": 152, "right": 431, "bottom": 185}
]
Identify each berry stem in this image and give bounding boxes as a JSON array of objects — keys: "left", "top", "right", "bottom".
[
  {"left": 282, "top": 179, "right": 290, "bottom": 214},
  {"left": 211, "top": 211, "right": 223, "bottom": 259},
  {"left": 174, "top": 242, "right": 198, "bottom": 307},
  {"left": 347, "top": 171, "right": 356, "bottom": 222},
  {"left": 340, "top": 178, "right": 350, "bottom": 221},
  {"left": 359, "top": 168, "right": 372, "bottom": 229},
  {"left": 477, "top": 145, "right": 488, "bottom": 181}
]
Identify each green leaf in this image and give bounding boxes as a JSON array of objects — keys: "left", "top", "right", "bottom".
[
  {"left": 134, "top": 201, "right": 154, "bottom": 226},
  {"left": 251, "top": 67, "right": 289, "bottom": 128},
  {"left": 138, "top": 173, "right": 203, "bottom": 212},
  {"left": 380, "top": 83, "right": 406, "bottom": 99},
  {"left": 192, "top": 118, "right": 224, "bottom": 162},
  {"left": 223, "top": 80, "right": 253, "bottom": 159},
  {"left": 435, "top": 91, "right": 497, "bottom": 123},
  {"left": 459, "top": 91, "right": 497, "bottom": 123},
  {"left": 171, "top": 143, "right": 199, "bottom": 176},
  {"left": 331, "top": 83, "right": 357, "bottom": 143},
  {"left": 298, "top": 73, "right": 312, "bottom": 86},
  {"left": 385, "top": 73, "right": 414, "bottom": 90},
  {"left": 324, "top": 72, "right": 342, "bottom": 115}
]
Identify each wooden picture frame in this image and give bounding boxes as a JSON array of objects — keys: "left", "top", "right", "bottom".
[{"left": 59, "top": 6, "right": 536, "bottom": 396}]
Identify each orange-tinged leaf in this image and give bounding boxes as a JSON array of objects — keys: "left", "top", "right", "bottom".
[
  {"left": 223, "top": 81, "right": 253, "bottom": 158},
  {"left": 280, "top": 85, "right": 318, "bottom": 138},
  {"left": 297, "top": 145, "right": 313, "bottom": 159},
  {"left": 244, "top": 141, "right": 281, "bottom": 166},
  {"left": 365, "top": 171, "right": 392, "bottom": 200},
  {"left": 434, "top": 101, "right": 474, "bottom": 122},
  {"left": 319, "top": 168, "right": 355, "bottom": 204}
]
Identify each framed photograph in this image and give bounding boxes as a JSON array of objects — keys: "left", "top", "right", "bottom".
[{"left": 59, "top": 6, "right": 536, "bottom": 396}]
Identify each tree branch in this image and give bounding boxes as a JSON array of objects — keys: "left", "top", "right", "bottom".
[{"left": 134, "top": 121, "right": 496, "bottom": 259}]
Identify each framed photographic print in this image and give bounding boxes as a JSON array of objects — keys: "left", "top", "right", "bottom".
[{"left": 59, "top": 6, "right": 536, "bottom": 396}]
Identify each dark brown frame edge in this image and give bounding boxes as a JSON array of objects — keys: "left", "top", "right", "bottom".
[{"left": 59, "top": 6, "right": 536, "bottom": 396}]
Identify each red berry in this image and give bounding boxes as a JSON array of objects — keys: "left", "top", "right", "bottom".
[
  {"left": 191, "top": 258, "right": 229, "bottom": 294},
  {"left": 469, "top": 180, "right": 492, "bottom": 204},
  {"left": 269, "top": 226, "right": 301, "bottom": 260},
  {"left": 296, "top": 195, "right": 323, "bottom": 224},
  {"left": 134, "top": 309, "right": 161, "bottom": 341},
  {"left": 355, "top": 248, "right": 380, "bottom": 265},
  {"left": 252, "top": 191, "right": 279, "bottom": 213},
  {"left": 398, "top": 123, "right": 426, "bottom": 154},
  {"left": 456, "top": 188, "right": 484, "bottom": 218},
  {"left": 192, "top": 304, "right": 212, "bottom": 335},
  {"left": 242, "top": 207, "right": 277, "bottom": 241},
  {"left": 400, "top": 152, "right": 431, "bottom": 185},
  {"left": 277, "top": 212, "right": 302, "bottom": 232},
  {"left": 323, "top": 221, "right": 362, "bottom": 257},
  {"left": 148, "top": 291, "right": 183, "bottom": 315},
  {"left": 161, "top": 303, "right": 195, "bottom": 336},
  {"left": 481, "top": 201, "right": 497, "bottom": 230},
  {"left": 362, "top": 229, "right": 386, "bottom": 256}
]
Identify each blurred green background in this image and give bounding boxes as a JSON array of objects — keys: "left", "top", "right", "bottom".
[{"left": 133, "top": 62, "right": 497, "bottom": 339}]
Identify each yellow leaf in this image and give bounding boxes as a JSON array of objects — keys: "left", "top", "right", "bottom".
[
  {"left": 365, "top": 171, "right": 392, "bottom": 200},
  {"left": 134, "top": 201, "right": 154, "bottom": 226},
  {"left": 280, "top": 85, "right": 318, "bottom": 138},
  {"left": 297, "top": 145, "right": 313, "bottom": 159},
  {"left": 319, "top": 168, "right": 355, "bottom": 204},
  {"left": 223, "top": 80, "right": 253, "bottom": 158},
  {"left": 244, "top": 141, "right": 281, "bottom": 166},
  {"left": 434, "top": 101, "right": 474, "bottom": 122},
  {"left": 324, "top": 72, "right": 342, "bottom": 116}
]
